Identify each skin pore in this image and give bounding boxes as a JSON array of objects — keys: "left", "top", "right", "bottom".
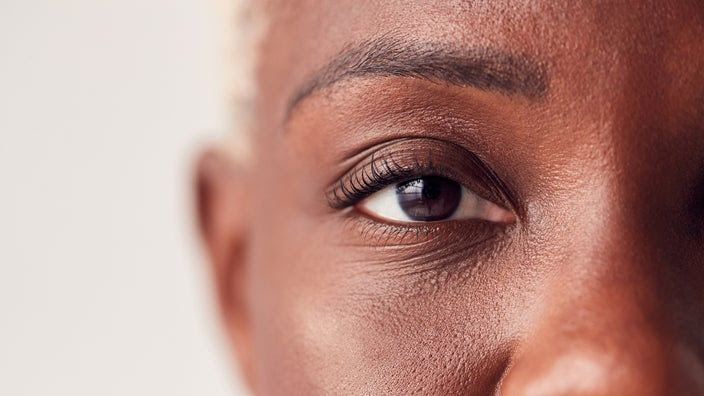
[{"left": 197, "top": 1, "right": 704, "bottom": 394}]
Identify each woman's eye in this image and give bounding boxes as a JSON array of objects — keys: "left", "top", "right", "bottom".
[{"left": 356, "top": 176, "right": 515, "bottom": 223}]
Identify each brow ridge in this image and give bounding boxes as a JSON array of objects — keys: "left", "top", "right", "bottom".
[{"left": 286, "top": 35, "right": 549, "bottom": 120}]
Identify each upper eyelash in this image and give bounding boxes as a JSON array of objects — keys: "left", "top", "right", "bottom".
[
  {"left": 326, "top": 151, "right": 441, "bottom": 210},
  {"left": 326, "top": 137, "right": 522, "bottom": 219}
]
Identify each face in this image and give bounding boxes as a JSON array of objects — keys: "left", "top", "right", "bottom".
[{"left": 197, "top": 1, "right": 704, "bottom": 394}]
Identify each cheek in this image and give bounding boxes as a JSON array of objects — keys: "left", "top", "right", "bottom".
[{"left": 247, "top": 207, "right": 517, "bottom": 394}]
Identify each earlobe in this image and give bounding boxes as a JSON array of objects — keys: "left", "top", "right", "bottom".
[{"left": 194, "top": 149, "right": 255, "bottom": 389}]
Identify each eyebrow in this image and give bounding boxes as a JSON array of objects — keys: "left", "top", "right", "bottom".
[{"left": 285, "top": 35, "right": 549, "bottom": 120}]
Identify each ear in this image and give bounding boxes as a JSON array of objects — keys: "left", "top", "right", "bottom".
[{"left": 194, "top": 149, "right": 254, "bottom": 388}]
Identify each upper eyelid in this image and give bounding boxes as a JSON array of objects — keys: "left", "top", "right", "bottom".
[
  {"left": 325, "top": 138, "right": 518, "bottom": 213},
  {"left": 327, "top": 151, "right": 419, "bottom": 209}
]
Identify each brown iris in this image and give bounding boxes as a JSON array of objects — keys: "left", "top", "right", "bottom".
[{"left": 396, "top": 177, "right": 462, "bottom": 221}]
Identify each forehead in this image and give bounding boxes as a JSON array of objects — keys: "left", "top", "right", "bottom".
[{"left": 257, "top": 0, "right": 704, "bottom": 127}]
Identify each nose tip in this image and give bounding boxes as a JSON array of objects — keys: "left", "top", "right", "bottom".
[
  {"left": 500, "top": 348, "right": 646, "bottom": 396},
  {"left": 499, "top": 335, "right": 704, "bottom": 396}
]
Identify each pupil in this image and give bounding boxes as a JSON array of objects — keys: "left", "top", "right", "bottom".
[{"left": 395, "top": 176, "right": 462, "bottom": 221}]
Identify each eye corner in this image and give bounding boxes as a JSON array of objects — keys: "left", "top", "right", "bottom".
[{"left": 326, "top": 138, "right": 524, "bottom": 226}]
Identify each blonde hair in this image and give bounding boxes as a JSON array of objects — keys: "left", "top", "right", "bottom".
[{"left": 215, "top": 0, "right": 268, "bottom": 162}]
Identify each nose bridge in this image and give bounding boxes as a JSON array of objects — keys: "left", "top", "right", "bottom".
[
  {"left": 495, "top": 6, "right": 704, "bottom": 392},
  {"left": 564, "top": 218, "right": 666, "bottom": 332},
  {"left": 534, "top": 249, "right": 667, "bottom": 364},
  {"left": 499, "top": 274, "right": 704, "bottom": 395},
  {"left": 534, "top": 175, "right": 669, "bottom": 338},
  {"left": 499, "top": 215, "right": 703, "bottom": 395}
]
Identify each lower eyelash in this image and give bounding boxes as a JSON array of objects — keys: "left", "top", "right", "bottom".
[
  {"left": 337, "top": 211, "right": 505, "bottom": 278},
  {"left": 347, "top": 211, "right": 440, "bottom": 244}
]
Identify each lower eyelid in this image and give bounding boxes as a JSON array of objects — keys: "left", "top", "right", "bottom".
[
  {"left": 334, "top": 213, "right": 508, "bottom": 277},
  {"left": 339, "top": 210, "right": 499, "bottom": 244}
]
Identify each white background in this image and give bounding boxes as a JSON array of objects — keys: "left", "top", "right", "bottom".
[{"left": 0, "top": 1, "right": 249, "bottom": 394}]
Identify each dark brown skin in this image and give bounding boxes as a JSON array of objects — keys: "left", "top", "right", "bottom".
[{"left": 197, "top": 1, "right": 704, "bottom": 394}]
